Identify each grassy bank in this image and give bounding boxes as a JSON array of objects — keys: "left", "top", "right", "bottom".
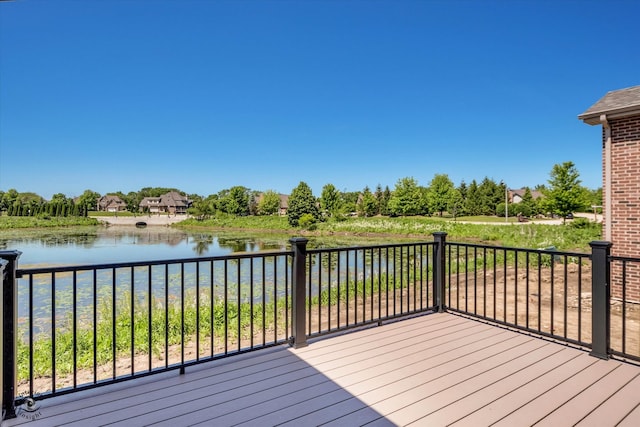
[
  {"left": 0, "top": 216, "right": 100, "bottom": 229},
  {"left": 179, "top": 215, "right": 601, "bottom": 252}
]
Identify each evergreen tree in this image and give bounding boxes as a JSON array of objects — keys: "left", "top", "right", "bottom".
[
  {"left": 287, "top": 182, "right": 319, "bottom": 227},
  {"left": 465, "top": 180, "right": 481, "bottom": 216},
  {"left": 357, "top": 187, "right": 378, "bottom": 217}
]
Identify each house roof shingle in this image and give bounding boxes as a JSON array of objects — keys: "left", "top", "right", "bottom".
[{"left": 579, "top": 85, "right": 640, "bottom": 125}]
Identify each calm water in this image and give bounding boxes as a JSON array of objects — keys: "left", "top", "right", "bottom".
[
  {"left": 0, "top": 226, "right": 407, "bottom": 267},
  {"left": 0, "top": 226, "right": 293, "bottom": 267}
]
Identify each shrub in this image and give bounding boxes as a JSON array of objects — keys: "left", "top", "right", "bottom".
[{"left": 298, "top": 213, "right": 316, "bottom": 229}]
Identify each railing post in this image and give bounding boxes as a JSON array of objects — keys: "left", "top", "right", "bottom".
[
  {"left": 1, "top": 250, "right": 21, "bottom": 420},
  {"left": 433, "top": 232, "right": 447, "bottom": 313},
  {"left": 289, "top": 238, "right": 308, "bottom": 349},
  {"left": 589, "top": 241, "right": 612, "bottom": 360}
]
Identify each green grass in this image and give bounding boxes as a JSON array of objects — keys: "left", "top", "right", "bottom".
[
  {"left": 176, "top": 215, "right": 601, "bottom": 252},
  {"left": 0, "top": 216, "right": 99, "bottom": 229},
  {"left": 17, "top": 291, "right": 287, "bottom": 382},
  {"left": 178, "top": 214, "right": 292, "bottom": 231}
]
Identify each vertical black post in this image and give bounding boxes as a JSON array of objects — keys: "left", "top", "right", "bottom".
[
  {"left": 290, "top": 238, "right": 308, "bottom": 349},
  {"left": 433, "top": 232, "right": 447, "bottom": 313},
  {"left": 1, "top": 250, "right": 21, "bottom": 420},
  {"left": 590, "top": 241, "right": 611, "bottom": 360}
]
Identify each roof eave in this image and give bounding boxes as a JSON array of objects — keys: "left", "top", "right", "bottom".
[{"left": 579, "top": 106, "right": 640, "bottom": 125}]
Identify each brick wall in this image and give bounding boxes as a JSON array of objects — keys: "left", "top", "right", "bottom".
[{"left": 608, "top": 116, "right": 640, "bottom": 301}]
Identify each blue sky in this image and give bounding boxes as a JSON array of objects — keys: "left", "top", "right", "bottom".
[{"left": 1, "top": 0, "right": 638, "bottom": 200}]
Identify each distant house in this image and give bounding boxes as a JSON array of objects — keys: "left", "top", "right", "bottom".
[
  {"left": 97, "top": 195, "right": 127, "bottom": 212},
  {"left": 255, "top": 193, "right": 289, "bottom": 216},
  {"left": 508, "top": 188, "right": 543, "bottom": 204},
  {"left": 139, "top": 191, "right": 191, "bottom": 214}
]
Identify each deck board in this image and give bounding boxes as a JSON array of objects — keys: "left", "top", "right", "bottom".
[{"left": 3, "top": 312, "right": 640, "bottom": 427}]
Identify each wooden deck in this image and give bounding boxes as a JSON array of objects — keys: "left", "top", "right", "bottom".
[{"left": 4, "top": 313, "right": 640, "bottom": 426}]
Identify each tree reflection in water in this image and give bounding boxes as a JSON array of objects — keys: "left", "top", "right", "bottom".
[{"left": 192, "top": 234, "right": 214, "bottom": 255}]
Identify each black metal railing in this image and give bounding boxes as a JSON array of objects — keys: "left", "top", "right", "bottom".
[
  {"left": 305, "top": 241, "right": 437, "bottom": 339},
  {"left": 3, "top": 233, "right": 640, "bottom": 419},
  {"left": 444, "top": 241, "right": 592, "bottom": 349},
  {"left": 610, "top": 255, "right": 640, "bottom": 362},
  {"left": 10, "top": 251, "right": 294, "bottom": 410}
]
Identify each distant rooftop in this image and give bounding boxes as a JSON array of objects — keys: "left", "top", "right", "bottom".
[{"left": 579, "top": 85, "right": 640, "bottom": 125}]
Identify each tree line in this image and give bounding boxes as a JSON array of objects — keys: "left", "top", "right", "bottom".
[{"left": 1, "top": 162, "right": 601, "bottom": 225}]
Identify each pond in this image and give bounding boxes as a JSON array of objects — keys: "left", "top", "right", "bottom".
[
  {"left": 0, "top": 226, "right": 419, "bottom": 267},
  {"left": 0, "top": 227, "right": 278, "bottom": 267}
]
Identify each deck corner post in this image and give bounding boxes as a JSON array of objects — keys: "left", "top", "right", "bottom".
[
  {"left": 289, "top": 238, "right": 308, "bottom": 349},
  {"left": 432, "top": 232, "right": 447, "bottom": 313},
  {"left": 1, "top": 250, "right": 22, "bottom": 420},
  {"left": 589, "top": 241, "right": 612, "bottom": 360}
]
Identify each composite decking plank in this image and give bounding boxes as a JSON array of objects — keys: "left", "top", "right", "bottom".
[
  {"left": 5, "top": 346, "right": 299, "bottom": 425},
  {"left": 617, "top": 402, "right": 640, "bottom": 426},
  {"left": 298, "top": 313, "right": 467, "bottom": 354},
  {"left": 450, "top": 351, "right": 598, "bottom": 426},
  {"left": 44, "top": 352, "right": 314, "bottom": 425},
  {"left": 91, "top": 364, "right": 331, "bottom": 426},
  {"left": 539, "top": 363, "right": 640, "bottom": 426},
  {"left": 356, "top": 335, "right": 545, "bottom": 408},
  {"left": 63, "top": 366, "right": 324, "bottom": 425},
  {"left": 276, "top": 395, "right": 388, "bottom": 426},
  {"left": 297, "top": 315, "right": 478, "bottom": 365},
  {"left": 326, "top": 331, "right": 524, "bottom": 397},
  {"left": 296, "top": 325, "right": 512, "bottom": 389},
  {"left": 229, "top": 387, "right": 373, "bottom": 426},
  {"left": 150, "top": 380, "right": 344, "bottom": 426},
  {"left": 379, "top": 342, "right": 564, "bottom": 425},
  {"left": 408, "top": 347, "right": 582, "bottom": 426},
  {"left": 491, "top": 358, "right": 622, "bottom": 426},
  {"left": 575, "top": 372, "right": 640, "bottom": 426}
]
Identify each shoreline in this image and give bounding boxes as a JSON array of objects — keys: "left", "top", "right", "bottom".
[{"left": 94, "top": 215, "right": 188, "bottom": 226}]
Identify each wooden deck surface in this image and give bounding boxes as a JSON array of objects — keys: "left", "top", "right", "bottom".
[{"left": 3, "top": 313, "right": 640, "bottom": 426}]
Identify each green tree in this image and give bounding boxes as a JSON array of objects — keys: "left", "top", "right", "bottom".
[
  {"left": 380, "top": 185, "right": 392, "bottom": 216},
  {"left": 320, "top": 184, "right": 342, "bottom": 217},
  {"left": 188, "top": 199, "right": 215, "bottom": 220},
  {"left": 77, "top": 189, "right": 100, "bottom": 216},
  {"left": 356, "top": 187, "right": 378, "bottom": 217},
  {"left": 448, "top": 188, "right": 464, "bottom": 219},
  {"left": 218, "top": 186, "right": 250, "bottom": 216},
  {"left": 257, "top": 190, "right": 282, "bottom": 215},
  {"left": 465, "top": 180, "right": 480, "bottom": 215},
  {"left": 287, "top": 181, "right": 319, "bottom": 227},
  {"left": 543, "top": 161, "right": 586, "bottom": 223},
  {"left": 428, "top": 174, "right": 455, "bottom": 217},
  {"left": 340, "top": 191, "right": 360, "bottom": 215},
  {"left": 388, "top": 177, "right": 428, "bottom": 216}
]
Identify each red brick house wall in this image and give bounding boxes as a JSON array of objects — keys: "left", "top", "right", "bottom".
[
  {"left": 580, "top": 86, "right": 640, "bottom": 302},
  {"left": 608, "top": 117, "right": 640, "bottom": 301}
]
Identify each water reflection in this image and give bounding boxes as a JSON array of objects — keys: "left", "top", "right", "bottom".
[
  {"left": 0, "top": 226, "right": 417, "bottom": 267},
  {"left": 0, "top": 227, "right": 291, "bottom": 266},
  {"left": 192, "top": 234, "right": 214, "bottom": 255}
]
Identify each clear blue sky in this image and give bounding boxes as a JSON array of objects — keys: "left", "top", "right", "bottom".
[{"left": 1, "top": 0, "right": 639, "bottom": 200}]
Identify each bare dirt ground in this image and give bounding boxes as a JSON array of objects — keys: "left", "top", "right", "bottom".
[{"left": 19, "top": 262, "right": 639, "bottom": 397}]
